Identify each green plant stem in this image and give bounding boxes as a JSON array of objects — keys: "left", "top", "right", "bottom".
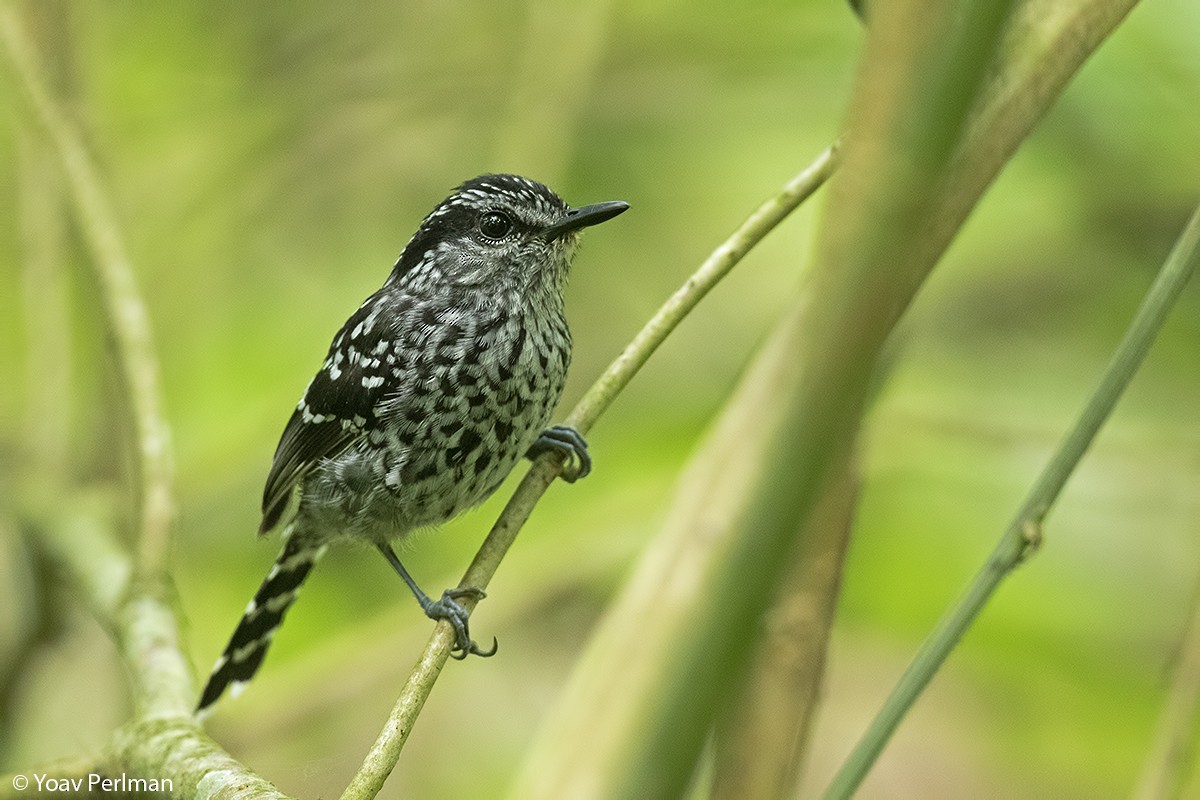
[
  {"left": 822, "top": 201, "right": 1200, "bottom": 799},
  {"left": 511, "top": 0, "right": 1022, "bottom": 793},
  {"left": 0, "top": 2, "right": 174, "bottom": 579},
  {"left": 567, "top": 142, "right": 840, "bottom": 434},
  {"left": 337, "top": 145, "right": 841, "bottom": 800},
  {"left": 712, "top": 455, "right": 859, "bottom": 799},
  {"left": 1135, "top": 574, "right": 1200, "bottom": 800}
]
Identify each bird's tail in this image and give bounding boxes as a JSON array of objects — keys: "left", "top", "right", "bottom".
[{"left": 196, "top": 534, "right": 327, "bottom": 716}]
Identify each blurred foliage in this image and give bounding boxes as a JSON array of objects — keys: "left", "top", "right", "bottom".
[{"left": 1, "top": 1, "right": 1197, "bottom": 798}]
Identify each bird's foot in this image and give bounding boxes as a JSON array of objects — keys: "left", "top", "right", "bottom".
[
  {"left": 422, "top": 587, "right": 498, "bottom": 660},
  {"left": 528, "top": 425, "right": 592, "bottom": 482}
]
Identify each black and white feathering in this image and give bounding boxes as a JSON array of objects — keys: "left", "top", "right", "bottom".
[{"left": 197, "top": 175, "right": 628, "bottom": 715}]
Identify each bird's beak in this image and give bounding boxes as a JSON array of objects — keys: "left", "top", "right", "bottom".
[{"left": 545, "top": 200, "right": 630, "bottom": 239}]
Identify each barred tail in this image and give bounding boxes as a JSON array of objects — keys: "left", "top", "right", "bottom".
[{"left": 196, "top": 537, "right": 327, "bottom": 716}]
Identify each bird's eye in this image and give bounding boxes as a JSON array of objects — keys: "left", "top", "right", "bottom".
[{"left": 478, "top": 211, "right": 514, "bottom": 241}]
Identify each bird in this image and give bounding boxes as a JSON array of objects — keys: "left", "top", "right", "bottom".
[{"left": 196, "top": 174, "right": 628, "bottom": 715}]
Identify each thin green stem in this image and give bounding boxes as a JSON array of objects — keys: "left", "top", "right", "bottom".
[
  {"left": 1134, "top": 576, "right": 1200, "bottom": 800},
  {"left": 568, "top": 142, "right": 840, "bottom": 433},
  {"left": 822, "top": 201, "right": 1200, "bottom": 799},
  {"left": 337, "top": 145, "right": 841, "bottom": 800}
]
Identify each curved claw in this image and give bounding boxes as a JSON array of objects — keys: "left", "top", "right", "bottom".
[
  {"left": 450, "top": 636, "right": 499, "bottom": 660},
  {"left": 426, "top": 588, "right": 497, "bottom": 659},
  {"left": 528, "top": 425, "right": 592, "bottom": 482}
]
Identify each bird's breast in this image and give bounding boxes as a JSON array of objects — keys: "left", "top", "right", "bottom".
[{"left": 312, "top": 300, "right": 573, "bottom": 535}]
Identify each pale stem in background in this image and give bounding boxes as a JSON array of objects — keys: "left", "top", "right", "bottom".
[
  {"left": 0, "top": 6, "right": 291, "bottom": 797},
  {"left": 1135, "top": 573, "right": 1200, "bottom": 800},
  {"left": 712, "top": 457, "right": 859, "bottom": 799},
  {"left": 0, "top": 1, "right": 174, "bottom": 579}
]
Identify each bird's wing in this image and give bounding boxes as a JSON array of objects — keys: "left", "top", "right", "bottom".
[{"left": 259, "top": 297, "right": 397, "bottom": 533}]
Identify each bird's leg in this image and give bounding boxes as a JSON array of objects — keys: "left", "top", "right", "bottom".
[
  {"left": 527, "top": 425, "right": 592, "bottom": 482},
  {"left": 376, "top": 543, "right": 497, "bottom": 659}
]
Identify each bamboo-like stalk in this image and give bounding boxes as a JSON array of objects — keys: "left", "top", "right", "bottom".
[
  {"left": 339, "top": 145, "right": 841, "bottom": 800},
  {"left": 515, "top": 0, "right": 1143, "bottom": 796},
  {"left": 712, "top": 457, "right": 859, "bottom": 799},
  {"left": 823, "top": 199, "right": 1200, "bottom": 799},
  {"left": 1, "top": 0, "right": 1158, "bottom": 796}
]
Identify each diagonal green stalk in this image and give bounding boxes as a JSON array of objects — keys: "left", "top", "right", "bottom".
[
  {"left": 566, "top": 142, "right": 841, "bottom": 434},
  {"left": 822, "top": 202, "right": 1200, "bottom": 799},
  {"left": 514, "top": 0, "right": 1143, "bottom": 794},
  {"left": 338, "top": 145, "right": 840, "bottom": 800},
  {"left": 513, "top": 0, "right": 1023, "bottom": 792}
]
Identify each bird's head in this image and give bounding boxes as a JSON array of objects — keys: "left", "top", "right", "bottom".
[{"left": 389, "top": 174, "right": 628, "bottom": 296}]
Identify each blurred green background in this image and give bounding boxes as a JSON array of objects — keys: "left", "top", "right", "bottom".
[{"left": 1, "top": 1, "right": 1198, "bottom": 798}]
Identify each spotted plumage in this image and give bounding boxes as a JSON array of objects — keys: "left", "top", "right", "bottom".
[{"left": 198, "top": 175, "right": 627, "bottom": 715}]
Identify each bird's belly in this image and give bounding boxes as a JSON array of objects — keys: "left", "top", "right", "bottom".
[{"left": 303, "top": 352, "right": 565, "bottom": 541}]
